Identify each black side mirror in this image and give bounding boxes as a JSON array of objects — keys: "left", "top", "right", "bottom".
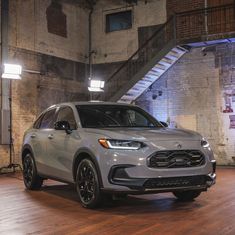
[
  {"left": 54, "top": 121, "right": 72, "bottom": 134},
  {"left": 160, "top": 121, "right": 168, "bottom": 128}
]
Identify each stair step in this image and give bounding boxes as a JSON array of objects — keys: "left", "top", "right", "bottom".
[
  {"left": 121, "top": 95, "right": 134, "bottom": 100},
  {"left": 165, "top": 54, "right": 178, "bottom": 60},
  {"left": 161, "top": 57, "right": 174, "bottom": 64},
  {"left": 158, "top": 60, "right": 172, "bottom": 67},
  {"left": 126, "top": 90, "right": 139, "bottom": 95},
  {"left": 145, "top": 74, "right": 158, "bottom": 79},
  {"left": 176, "top": 46, "right": 189, "bottom": 52},
  {"left": 125, "top": 92, "right": 136, "bottom": 96},
  {"left": 145, "top": 74, "right": 155, "bottom": 78},
  {"left": 133, "top": 84, "right": 149, "bottom": 89},
  {"left": 130, "top": 85, "right": 146, "bottom": 91},
  {"left": 154, "top": 64, "right": 166, "bottom": 71},
  {"left": 119, "top": 95, "right": 136, "bottom": 103},
  {"left": 141, "top": 79, "right": 153, "bottom": 84},
  {"left": 148, "top": 69, "right": 161, "bottom": 75},
  {"left": 168, "top": 53, "right": 180, "bottom": 60},
  {"left": 137, "top": 81, "right": 151, "bottom": 86},
  {"left": 171, "top": 47, "right": 186, "bottom": 55},
  {"left": 131, "top": 87, "right": 141, "bottom": 91},
  {"left": 144, "top": 76, "right": 156, "bottom": 82}
]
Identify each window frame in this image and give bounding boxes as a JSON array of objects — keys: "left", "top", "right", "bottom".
[
  {"left": 33, "top": 113, "right": 45, "bottom": 129},
  {"left": 56, "top": 105, "right": 78, "bottom": 130},
  {"left": 35, "top": 108, "right": 57, "bottom": 130},
  {"left": 105, "top": 10, "right": 133, "bottom": 33}
]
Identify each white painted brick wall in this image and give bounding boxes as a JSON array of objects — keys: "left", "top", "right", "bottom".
[{"left": 137, "top": 47, "right": 235, "bottom": 165}]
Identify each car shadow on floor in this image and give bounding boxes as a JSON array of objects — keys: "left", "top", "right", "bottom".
[{"left": 37, "top": 182, "right": 204, "bottom": 214}]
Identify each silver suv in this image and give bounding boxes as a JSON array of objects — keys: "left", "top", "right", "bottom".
[{"left": 22, "top": 102, "right": 216, "bottom": 208}]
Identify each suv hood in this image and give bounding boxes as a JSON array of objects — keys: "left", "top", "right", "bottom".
[{"left": 84, "top": 127, "right": 202, "bottom": 141}]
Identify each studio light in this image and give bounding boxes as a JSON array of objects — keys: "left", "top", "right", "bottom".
[
  {"left": 88, "top": 79, "right": 105, "bottom": 92},
  {"left": 2, "top": 63, "right": 22, "bottom": 80}
]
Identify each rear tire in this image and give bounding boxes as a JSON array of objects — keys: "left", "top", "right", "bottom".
[
  {"left": 76, "top": 159, "right": 102, "bottom": 209},
  {"left": 173, "top": 190, "right": 201, "bottom": 201},
  {"left": 22, "top": 153, "right": 43, "bottom": 190}
]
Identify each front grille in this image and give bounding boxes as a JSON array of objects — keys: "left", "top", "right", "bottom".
[
  {"left": 144, "top": 175, "right": 206, "bottom": 189},
  {"left": 148, "top": 150, "right": 205, "bottom": 168}
]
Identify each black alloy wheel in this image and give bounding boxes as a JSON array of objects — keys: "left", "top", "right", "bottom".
[
  {"left": 76, "top": 159, "right": 102, "bottom": 208},
  {"left": 23, "top": 153, "right": 43, "bottom": 190}
]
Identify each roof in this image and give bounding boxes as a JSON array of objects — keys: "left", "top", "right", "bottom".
[
  {"left": 73, "top": 101, "right": 134, "bottom": 106},
  {"left": 46, "top": 101, "right": 136, "bottom": 111}
]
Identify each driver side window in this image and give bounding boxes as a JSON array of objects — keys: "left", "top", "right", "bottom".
[{"left": 56, "top": 106, "right": 77, "bottom": 130}]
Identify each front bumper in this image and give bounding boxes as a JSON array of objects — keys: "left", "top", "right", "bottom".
[{"left": 105, "top": 163, "right": 216, "bottom": 194}]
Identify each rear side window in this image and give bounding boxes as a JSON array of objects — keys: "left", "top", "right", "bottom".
[
  {"left": 39, "top": 109, "right": 56, "bottom": 129},
  {"left": 56, "top": 106, "right": 77, "bottom": 130}
]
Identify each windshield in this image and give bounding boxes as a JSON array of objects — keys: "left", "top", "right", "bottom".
[{"left": 76, "top": 105, "right": 163, "bottom": 128}]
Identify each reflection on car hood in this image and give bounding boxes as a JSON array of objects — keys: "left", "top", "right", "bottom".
[{"left": 85, "top": 127, "right": 202, "bottom": 141}]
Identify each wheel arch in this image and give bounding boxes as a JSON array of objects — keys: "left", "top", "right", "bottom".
[
  {"left": 21, "top": 144, "right": 42, "bottom": 181},
  {"left": 21, "top": 144, "right": 34, "bottom": 163},
  {"left": 72, "top": 148, "right": 103, "bottom": 187}
]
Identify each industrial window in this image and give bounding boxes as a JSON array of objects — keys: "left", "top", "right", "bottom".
[{"left": 106, "top": 10, "right": 132, "bottom": 33}]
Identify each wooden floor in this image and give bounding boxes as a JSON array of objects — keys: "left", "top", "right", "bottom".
[{"left": 0, "top": 168, "right": 235, "bottom": 235}]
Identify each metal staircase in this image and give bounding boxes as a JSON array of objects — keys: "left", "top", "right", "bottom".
[
  {"left": 119, "top": 46, "right": 188, "bottom": 103},
  {"left": 101, "top": 4, "right": 235, "bottom": 103}
]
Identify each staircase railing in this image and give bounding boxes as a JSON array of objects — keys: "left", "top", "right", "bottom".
[
  {"left": 176, "top": 4, "right": 235, "bottom": 43},
  {"left": 102, "top": 4, "right": 235, "bottom": 101},
  {"left": 103, "top": 16, "right": 175, "bottom": 101}
]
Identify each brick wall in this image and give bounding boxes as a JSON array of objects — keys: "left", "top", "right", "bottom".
[
  {"left": 167, "top": 0, "right": 235, "bottom": 44},
  {"left": 0, "top": 0, "right": 90, "bottom": 168},
  {"left": 0, "top": 47, "right": 88, "bottom": 168},
  {"left": 167, "top": 0, "right": 204, "bottom": 16},
  {"left": 167, "top": 0, "right": 234, "bottom": 16},
  {"left": 137, "top": 44, "right": 235, "bottom": 165}
]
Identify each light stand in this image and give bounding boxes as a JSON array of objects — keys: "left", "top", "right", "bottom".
[{"left": 0, "top": 79, "right": 22, "bottom": 174}]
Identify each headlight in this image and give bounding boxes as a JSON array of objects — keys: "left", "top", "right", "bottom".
[
  {"left": 201, "top": 138, "right": 210, "bottom": 148},
  {"left": 98, "top": 138, "right": 146, "bottom": 150}
]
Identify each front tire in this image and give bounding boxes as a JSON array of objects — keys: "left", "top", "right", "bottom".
[
  {"left": 76, "top": 159, "right": 102, "bottom": 208},
  {"left": 173, "top": 190, "right": 201, "bottom": 201},
  {"left": 22, "top": 153, "right": 43, "bottom": 190}
]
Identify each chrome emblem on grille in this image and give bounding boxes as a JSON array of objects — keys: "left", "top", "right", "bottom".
[{"left": 176, "top": 143, "right": 182, "bottom": 149}]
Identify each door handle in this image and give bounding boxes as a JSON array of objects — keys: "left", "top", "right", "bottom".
[
  {"left": 48, "top": 134, "right": 54, "bottom": 139},
  {"left": 30, "top": 134, "right": 36, "bottom": 139}
]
